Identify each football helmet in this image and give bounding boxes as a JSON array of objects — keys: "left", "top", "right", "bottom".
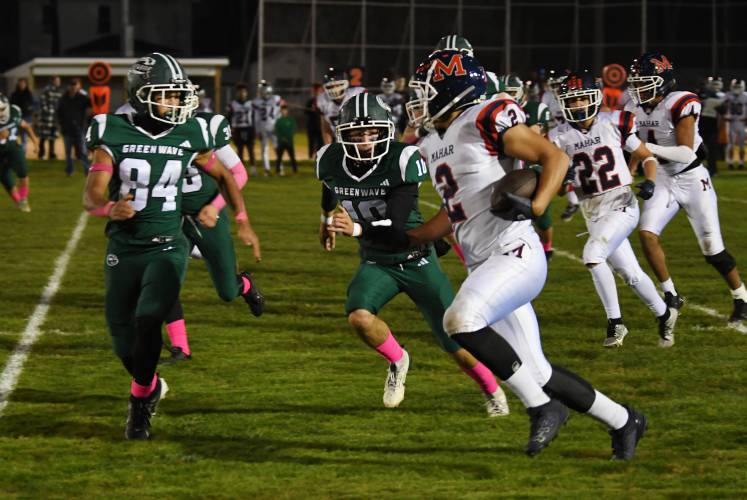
[
  {"left": 432, "top": 35, "right": 474, "bottom": 57},
  {"left": 497, "top": 74, "right": 526, "bottom": 105},
  {"left": 323, "top": 67, "right": 349, "bottom": 101},
  {"left": 557, "top": 70, "right": 602, "bottom": 123},
  {"left": 730, "top": 79, "right": 745, "bottom": 95},
  {"left": 408, "top": 50, "right": 486, "bottom": 129},
  {"left": 546, "top": 69, "right": 568, "bottom": 96},
  {"left": 0, "top": 93, "right": 10, "bottom": 123},
  {"left": 258, "top": 80, "right": 273, "bottom": 98},
  {"left": 336, "top": 93, "right": 394, "bottom": 163},
  {"left": 627, "top": 52, "right": 676, "bottom": 105},
  {"left": 380, "top": 77, "right": 396, "bottom": 95},
  {"left": 127, "top": 52, "right": 196, "bottom": 125},
  {"left": 706, "top": 76, "right": 724, "bottom": 93}
]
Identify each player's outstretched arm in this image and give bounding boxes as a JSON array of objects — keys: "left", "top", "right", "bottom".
[
  {"left": 197, "top": 151, "right": 261, "bottom": 262},
  {"left": 503, "top": 124, "right": 569, "bottom": 217}
]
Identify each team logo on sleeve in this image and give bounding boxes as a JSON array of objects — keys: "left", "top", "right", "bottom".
[{"left": 106, "top": 254, "right": 119, "bottom": 267}]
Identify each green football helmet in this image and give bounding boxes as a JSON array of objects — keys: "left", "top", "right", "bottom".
[
  {"left": 497, "top": 74, "right": 526, "bottom": 105},
  {"left": 0, "top": 93, "right": 10, "bottom": 123},
  {"left": 127, "top": 52, "right": 196, "bottom": 125},
  {"left": 432, "top": 35, "right": 474, "bottom": 57},
  {"left": 336, "top": 93, "right": 395, "bottom": 163}
]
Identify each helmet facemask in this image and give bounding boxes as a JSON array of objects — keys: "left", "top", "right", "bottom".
[
  {"left": 137, "top": 83, "right": 196, "bottom": 125},
  {"left": 627, "top": 75, "right": 664, "bottom": 105},
  {"left": 558, "top": 88, "right": 602, "bottom": 123},
  {"left": 324, "top": 79, "right": 349, "bottom": 100},
  {"left": 337, "top": 122, "right": 394, "bottom": 163},
  {"left": 0, "top": 98, "right": 9, "bottom": 123}
]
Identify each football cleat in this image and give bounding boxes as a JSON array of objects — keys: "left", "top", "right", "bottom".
[
  {"left": 17, "top": 199, "right": 31, "bottom": 212},
  {"left": 525, "top": 399, "right": 569, "bottom": 457},
  {"left": 125, "top": 396, "right": 152, "bottom": 440},
  {"left": 663, "top": 291, "right": 684, "bottom": 310},
  {"left": 383, "top": 350, "right": 409, "bottom": 408},
  {"left": 159, "top": 346, "right": 191, "bottom": 366},
  {"left": 560, "top": 203, "right": 579, "bottom": 222},
  {"left": 657, "top": 308, "right": 678, "bottom": 348},
  {"left": 146, "top": 376, "right": 169, "bottom": 416},
  {"left": 610, "top": 405, "right": 647, "bottom": 460},
  {"left": 729, "top": 298, "right": 747, "bottom": 322},
  {"left": 484, "top": 386, "right": 510, "bottom": 417},
  {"left": 238, "top": 272, "right": 265, "bottom": 317},
  {"left": 603, "top": 321, "right": 629, "bottom": 348}
]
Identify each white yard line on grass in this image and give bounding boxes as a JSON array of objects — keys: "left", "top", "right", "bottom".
[
  {"left": 420, "top": 201, "right": 747, "bottom": 334},
  {"left": 0, "top": 212, "right": 89, "bottom": 417},
  {"left": 719, "top": 197, "right": 747, "bottom": 205}
]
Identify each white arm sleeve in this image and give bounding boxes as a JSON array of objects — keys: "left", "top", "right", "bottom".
[
  {"left": 215, "top": 144, "right": 242, "bottom": 168},
  {"left": 646, "top": 143, "right": 697, "bottom": 164}
]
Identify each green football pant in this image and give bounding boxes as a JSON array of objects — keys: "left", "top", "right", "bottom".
[
  {"left": 181, "top": 209, "right": 241, "bottom": 302},
  {"left": 104, "top": 238, "right": 188, "bottom": 359},
  {"left": 0, "top": 143, "right": 28, "bottom": 192},
  {"left": 345, "top": 250, "right": 461, "bottom": 353}
]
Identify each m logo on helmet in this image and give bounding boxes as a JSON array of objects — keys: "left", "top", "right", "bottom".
[
  {"left": 651, "top": 56, "right": 673, "bottom": 74},
  {"left": 431, "top": 54, "right": 467, "bottom": 82}
]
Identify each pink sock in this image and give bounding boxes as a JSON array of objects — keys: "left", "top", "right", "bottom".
[
  {"left": 131, "top": 374, "right": 158, "bottom": 398},
  {"left": 542, "top": 241, "right": 553, "bottom": 252},
  {"left": 10, "top": 190, "right": 21, "bottom": 203},
  {"left": 241, "top": 275, "right": 251, "bottom": 294},
  {"left": 452, "top": 243, "right": 466, "bottom": 265},
  {"left": 166, "top": 319, "right": 190, "bottom": 355},
  {"left": 17, "top": 186, "right": 28, "bottom": 200},
  {"left": 375, "top": 331, "right": 404, "bottom": 364},
  {"left": 462, "top": 362, "right": 499, "bottom": 396}
]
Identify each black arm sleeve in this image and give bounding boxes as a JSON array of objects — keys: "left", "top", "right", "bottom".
[
  {"left": 321, "top": 183, "right": 337, "bottom": 212},
  {"left": 360, "top": 183, "right": 419, "bottom": 251}
]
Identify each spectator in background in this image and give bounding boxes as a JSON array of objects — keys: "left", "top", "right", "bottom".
[
  {"left": 196, "top": 88, "right": 213, "bottom": 113},
  {"left": 38, "top": 76, "right": 63, "bottom": 160},
  {"left": 305, "top": 84, "right": 323, "bottom": 159},
  {"left": 56, "top": 78, "right": 91, "bottom": 176},
  {"left": 226, "top": 83, "right": 257, "bottom": 175},
  {"left": 10, "top": 78, "right": 35, "bottom": 151},
  {"left": 274, "top": 105, "right": 298, "bottom": 174}
]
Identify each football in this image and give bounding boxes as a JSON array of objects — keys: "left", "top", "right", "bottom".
[{"left": 490, "top": 168, "right": 539, "bottom": 215}]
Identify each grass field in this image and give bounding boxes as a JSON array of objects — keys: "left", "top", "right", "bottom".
[{"left": 0, "top": 160, "right": 746, "bottom": 498}]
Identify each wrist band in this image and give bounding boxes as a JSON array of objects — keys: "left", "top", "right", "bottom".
[
  {"left": 352, "top": 222, "right": 362, "bottom": 237},
  {"left": 235, "top": 210, "right": 248, "bottom": 222},
  {"left": 642, "top": 156, "right": 657, "bottom": 164},
  {"left": 321, "top": 214, "right": 333, "bottom": 225},
  {"left": 87, "top": 201, "right": 114, "bottom": 218},
  {"left": 210, "top": 194, "right": 227, "bottom": 211},
  {"left": 203, "top": 153, "right": 217, "bottom": 172}
]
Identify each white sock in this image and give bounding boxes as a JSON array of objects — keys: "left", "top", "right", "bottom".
[
  {"left": 394, "top": 350, "right": 409, "bottom": 370},
  {"left": 631, "top": 273, "right": 667, "bottom": 317},
  {"left": 504, "top": 364, "right": 551, "bottom": 408},
  {"left": 731, "top": 283, "right": 747, "bottom": 301},
  {"left": 567, "top": 191, "right": 579, "bottom": 205},
  {"left": 586, "top": 390, "right": 628, "bottom": 430},
  {"left": 590, "top": 263, "right": 622, "bottom": 319},
  {"left": 660, "top": 278, "right": 676, "bottom": 294}
]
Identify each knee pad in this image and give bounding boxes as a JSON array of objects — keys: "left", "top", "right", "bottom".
[
  {"left": 443, "top": 301, "right": 484, "bottom": 336},
  {"left": 451, "top": 327, "right": 520, "bottom": 381},
  {"left": 582, "top": 238, "right": 608, "bottom": 266},
  {"left": 705, "top": 250, "right": 736, "bottom": 276},
  {"left": 543, "top": 365, "right": 596, "bottom": 413}
]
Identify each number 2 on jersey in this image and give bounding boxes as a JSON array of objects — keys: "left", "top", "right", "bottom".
[{"left": 434, "top": 163, "right": 466, "bottom": 223}]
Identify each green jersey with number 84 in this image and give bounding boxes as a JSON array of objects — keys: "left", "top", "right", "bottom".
[{"left": 86, "top": 113, "right": 213, "bottom": 245}]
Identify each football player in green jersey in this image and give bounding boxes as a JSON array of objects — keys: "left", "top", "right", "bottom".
[
  {"left": 161, "top": 107, "right": 264, "bottom": 364},
  {"left": 497, "top": 75, "right": 556, "bottom": 259},
  {"left": 83, "top": 53, "right": 253, "bottom": 439},
  {"left": 318, "top": 93, "right": 509, "bottom": 416},
  {"left": 0, "top": 93, "right": 38, "bottom": 212}
]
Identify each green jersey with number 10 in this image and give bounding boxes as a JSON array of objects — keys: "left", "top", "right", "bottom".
[
  {"left": 86, "top": 113, "right": 213, "bottom": 245},
  {"left": 316, "top": 141, "right": 429, "bottom": 265}
]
